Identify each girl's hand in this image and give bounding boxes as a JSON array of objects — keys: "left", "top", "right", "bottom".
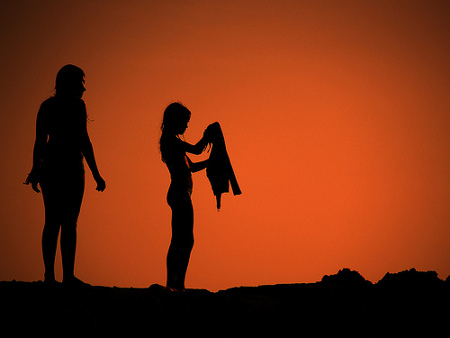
[
  {"left": 203, "top": 122, "right": 219, "bottom": 143},
  {"left": 202, "top": 122, "right": 217, "bottom": 150},
  {"left": 203, "top": 123, "right": 214, "bottom": 139},
  {"left": 24, "top": 170, "right": 41, "bottom": 193}
]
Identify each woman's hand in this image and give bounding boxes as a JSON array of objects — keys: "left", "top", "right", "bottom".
[
  {"left": 94, "top": 175, "right": 106, "bottom": 192},
  {"left": 31, "top": 182, "right": 40, "bottom": 193}
]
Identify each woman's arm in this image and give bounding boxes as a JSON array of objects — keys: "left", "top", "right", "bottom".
[
  {"left": 25, "top": 104, "right": 48, "bottom": 192},
  {"left": 80, "top": 105, "right": 105, "bottom": 191},
  {"left": 32, "top": 108, "right": 47, "bottom": 168},
  {"left": 81, "top": 133, "right": 106, "bottom": 191}
]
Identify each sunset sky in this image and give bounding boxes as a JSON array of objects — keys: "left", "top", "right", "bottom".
[{"left": 1, "top": 0, "right": 449, "bottom": 291}]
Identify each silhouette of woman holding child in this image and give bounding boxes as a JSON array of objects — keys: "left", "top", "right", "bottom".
[
  {"left": 159, "top": 102, "right": 212, "bottom": 291},
  {"left": 25, "top": 64, "right": 106, "bottom": 286}
]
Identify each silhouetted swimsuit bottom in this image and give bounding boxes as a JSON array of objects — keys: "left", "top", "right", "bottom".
[
  {"left": 166, "top": 182, "right": 194, "bottom": 290},
  {"left": 40, "top": 166, "right": 85, "bottom": 225},
  {"left": 167, "top": 183, "right": 194, "bottom": 237}
]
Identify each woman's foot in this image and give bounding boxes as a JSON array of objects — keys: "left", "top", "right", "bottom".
[{"left": 62, "top": 276, "right": 90, "bottom": 287}]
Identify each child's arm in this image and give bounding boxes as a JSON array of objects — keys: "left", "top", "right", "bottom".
[
  {"left": 182, "top": 123, "right": 214, "bottom": 155},
  {"left": 187, "top": 156, "right": 209, "bottom": 173},
  {"left": 182, "top": 136, "right": 209, "bottom": 155}
]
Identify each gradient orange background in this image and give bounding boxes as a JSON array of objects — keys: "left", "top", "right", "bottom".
[{"left": 1, "top": 0, "right": 449, "bottom": 291}]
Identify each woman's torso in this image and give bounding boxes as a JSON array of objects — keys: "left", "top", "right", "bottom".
[{"left": 40, "top": 97, "right": 86, "bottom": 175}]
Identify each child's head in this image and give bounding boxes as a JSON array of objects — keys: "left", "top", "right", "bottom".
[
  {"left": 161, "top": 102, "right": 191, "bottom": 135},
  {"left": 55, "top": 64, "right": 86, "bottom": 98}
]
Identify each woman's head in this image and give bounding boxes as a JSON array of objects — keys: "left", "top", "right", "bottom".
[
  {"left": 161, "top": 102, "right": 191, "bottom": 135},
  {"left": 55, "top": 64, "right": 86, "bottom": 98}
]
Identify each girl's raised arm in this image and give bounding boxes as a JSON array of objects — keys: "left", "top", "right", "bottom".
[
  {"left": 182, "top": 124, "right": 213, "bottom": 155},
  {"left": 182, "top": 133, "right": 209, "bottom": 155}
]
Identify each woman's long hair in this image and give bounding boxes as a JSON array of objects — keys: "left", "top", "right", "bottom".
[
  {"left": 159, "top": 102, "right": 191, "bottom": 162},
  {"left": 55, "top": 64, "right": 85, "bottom": 97},
  {"left": 53, "top": 64, "right": 90, "bottom": 122}
]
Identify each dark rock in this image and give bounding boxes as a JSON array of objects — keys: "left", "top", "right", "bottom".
[
  {"left": 376, "top": 268, "right": 443, "bottom": 289},
  {"left": 321, "top": 268, "right": 372, "bottom": 288},
  {"left": 2, "top": 269, "right": 449, "bottom": 336}
]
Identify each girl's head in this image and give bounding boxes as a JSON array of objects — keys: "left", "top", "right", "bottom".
[
  {"left": 161, "top": 102, "right": 191, "bottom": 135},
  {"left": 55, "top": 64, "right": 86, "bottom": 99}
]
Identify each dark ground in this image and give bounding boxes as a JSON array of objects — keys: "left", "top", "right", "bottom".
[{"left": 1, "top": 268, "right": 449, "bottom": 337}]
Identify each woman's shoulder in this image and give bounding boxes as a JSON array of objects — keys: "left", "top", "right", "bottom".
[
  {"left": 38, "top": 97, "right": 87, "bottom": 122},
  {"left": 40, "top": 96, "right": 56, "bottom": 109},
  {"left": 37, "top": 97, "right": 57, "bottom": 119},
  {"left": 43, "top": 96, "right": 85, "bottom": 106}
]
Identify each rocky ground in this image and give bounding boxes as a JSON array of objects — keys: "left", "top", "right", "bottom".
[{"left": 1, "top": 268, "right": 448, "bottom": 337}]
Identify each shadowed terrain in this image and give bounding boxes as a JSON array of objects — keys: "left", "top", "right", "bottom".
[{"left": 1, "top": 269, "right": 448, "bottom": 337}]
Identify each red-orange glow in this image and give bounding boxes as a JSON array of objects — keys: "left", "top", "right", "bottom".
[{"left": 1, "top": 1, "right": 449, "bottom": 290}]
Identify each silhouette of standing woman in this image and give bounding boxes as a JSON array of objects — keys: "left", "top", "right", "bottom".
[
  {"left": 25, "top": 64, "right": 106, "bottom": 286},
  {"left": 159, "top": 102, "right": 211, "bottom": 291}
]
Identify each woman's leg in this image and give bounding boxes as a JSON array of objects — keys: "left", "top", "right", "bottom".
[
  {"left": 41, "top": 182, "right": 61, "bottom": 282},
  {"left": 61, "top": 174, "right": 85, "bottom": 284},
  {"left": 60, "top": 222, "right": 78, "bottom": 282}
]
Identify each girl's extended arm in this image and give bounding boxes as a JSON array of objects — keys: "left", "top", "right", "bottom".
[
  {"left": 187, "top": 156, "right": 209, "bottom": 173},
  {"left": 182, "top": 124, "right": 214, "bottom": 155},
  {"left": 182, "top": 135, "right": 209, "bottom": 155}
]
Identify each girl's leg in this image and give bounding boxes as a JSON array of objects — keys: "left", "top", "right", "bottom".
[
  {"left": 173, "top": 200, "right": 194, "bottom": 290},
  {"left": 166, "top": 235, "right": 177, "bottom": 289},
  {"left": 167, "top": 194, "right": 194, "bottom": 291},
  {"left": 167, "top": 209, "right": 183, "bottom": 289}
]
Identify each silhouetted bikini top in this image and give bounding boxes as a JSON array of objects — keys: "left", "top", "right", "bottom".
[
  {"left": 206, "top": 122, "right": 241, "bottom": 209},
  {"left": 38, "top": 96, "right": 87, "bottom": 170}
]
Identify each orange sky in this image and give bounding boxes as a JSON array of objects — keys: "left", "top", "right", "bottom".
[{"left": 1, "top": 0, "right": 449, "bottom": 291}]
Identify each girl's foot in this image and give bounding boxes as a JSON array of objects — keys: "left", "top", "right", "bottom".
[
  {"left": 165, "top": 283, "right": 185, "bottom": 292},
  {"left": 43, "top": 277, "right": 60, "bottom": 287}
]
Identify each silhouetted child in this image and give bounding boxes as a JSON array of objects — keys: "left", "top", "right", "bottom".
[
  {"left": 159, "top": 102, "right": 212, "bottom": 291},
  {"left": 25, "top": 64, "right": 106, "bottom": 287}
]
